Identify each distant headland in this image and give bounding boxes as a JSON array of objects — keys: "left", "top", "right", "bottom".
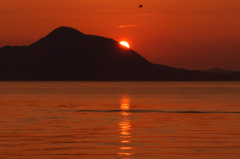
[{"left": 0, "top": 26, "right": 239, "bottom": 81}]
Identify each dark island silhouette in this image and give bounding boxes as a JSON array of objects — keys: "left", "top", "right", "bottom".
[{"left": 0, "top": 26, "right": 240, "bottom": 81}]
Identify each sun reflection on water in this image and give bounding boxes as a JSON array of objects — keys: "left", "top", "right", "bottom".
[{"left": 118, "top": 97, "right": 134, "bottom": 158}]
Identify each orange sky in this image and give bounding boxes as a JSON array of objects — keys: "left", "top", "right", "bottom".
[{"left": 1, "top": 0, "right": 240, "bottom": 70}]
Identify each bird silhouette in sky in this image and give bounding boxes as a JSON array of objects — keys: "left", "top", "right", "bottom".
[{"left": 139, "top": 4, "right": 142, "bottom": 8}]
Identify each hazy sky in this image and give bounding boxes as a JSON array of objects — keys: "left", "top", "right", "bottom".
[{"left": 1, "top": 0, "right": 240, "bottom": 70}]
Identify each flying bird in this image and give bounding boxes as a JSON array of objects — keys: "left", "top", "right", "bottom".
[{"left": 139, "top": 4, "right": 143, "bottom": 8}]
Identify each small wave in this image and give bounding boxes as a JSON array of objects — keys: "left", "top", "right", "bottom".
[{"left": 72, "top": 110, "right": 240, "bottom": 114}]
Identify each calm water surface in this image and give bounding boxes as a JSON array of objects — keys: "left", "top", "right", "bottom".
[{"left": 0, "top": 82, "right": 240, "bottom": 159}]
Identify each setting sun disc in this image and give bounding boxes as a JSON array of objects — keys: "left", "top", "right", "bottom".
[{"left": 119, "top": 41, "right": 130, "bottom": 48}]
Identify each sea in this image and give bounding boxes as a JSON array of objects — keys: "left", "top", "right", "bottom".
[{"left": 0, "top": 81, "right": 240, "bottom": 159}]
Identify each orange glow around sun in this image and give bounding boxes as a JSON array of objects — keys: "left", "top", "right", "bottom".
[{"left": 119, "top": 41, "right": 130, "bottom": 48}]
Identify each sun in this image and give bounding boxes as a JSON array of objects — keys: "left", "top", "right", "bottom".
[{"left": 119, "top": 41, "right": 130, "bottom": 48}]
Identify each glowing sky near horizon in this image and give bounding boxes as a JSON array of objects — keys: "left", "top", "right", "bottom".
[{"left": 1, "top": 0, "right": 240, "bottom": 70}]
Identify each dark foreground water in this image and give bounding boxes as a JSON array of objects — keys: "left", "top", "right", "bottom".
[{"left": 0, "top": 82, "right": 240, "bottom": 159}]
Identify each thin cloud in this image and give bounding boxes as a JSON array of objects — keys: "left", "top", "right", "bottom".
[{"left": 118, "top": 24, "right": 138, "bottom": 28}]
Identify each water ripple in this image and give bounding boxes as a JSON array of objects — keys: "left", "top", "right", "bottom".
[{"left": 72, "top": 109, "right": 240, "bottom": 114}]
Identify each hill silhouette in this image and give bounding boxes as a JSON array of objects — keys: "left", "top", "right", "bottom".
[
  {"left": 204, "top": 67, "right": 236, "bottom": 74},
  {"left": 0, "top": 26, "right": 240, "bottom": 81}
]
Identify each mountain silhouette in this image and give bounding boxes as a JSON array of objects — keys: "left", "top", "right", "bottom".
[
  {"left": 204, "top": 67, "right": 235, "bottom": 74},
  {"left": 0, "top": 26, "right": 240, "bottom": 81}
]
